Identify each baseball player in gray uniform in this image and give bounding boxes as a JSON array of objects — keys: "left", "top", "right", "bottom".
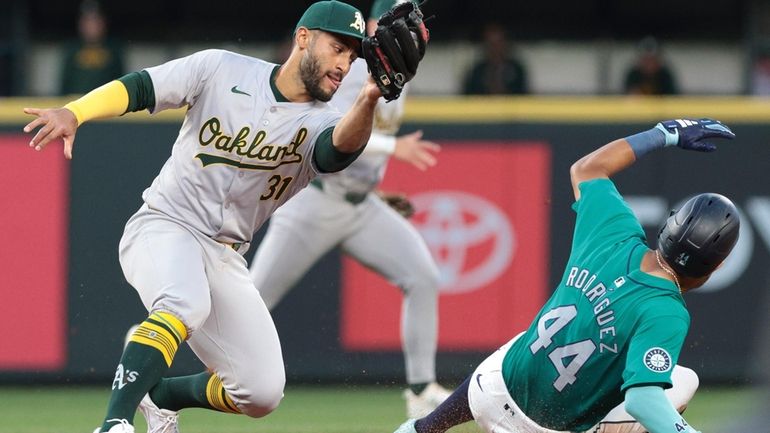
[
  {"left": 249, "top": 0, "right": 446, "bottom": 419},
  {"left": 21, "top": 1, "right": 428, "bottom": 432}
]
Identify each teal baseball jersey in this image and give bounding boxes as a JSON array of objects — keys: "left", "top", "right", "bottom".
[{"left": 501, "top": 179, "right": 690, "bottom": 432}]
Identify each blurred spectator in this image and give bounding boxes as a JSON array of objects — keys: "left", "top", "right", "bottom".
[
  {"left": 462, "top": 23, "right": 528, "bottom": 95},
  {"left": 59, "top": 1, "right": 124, "bottom": 95},
  {"left": 623, "top": 36, "right": 678, "bottom": 95},
  {"left": 750, "top": 53, "right": 770, "bottom": 95}
]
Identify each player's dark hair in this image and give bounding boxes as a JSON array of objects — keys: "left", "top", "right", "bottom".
[{"left": 657, "top": 193, "right": 740, "bottom": 278}]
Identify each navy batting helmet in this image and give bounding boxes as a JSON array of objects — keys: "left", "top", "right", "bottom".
[{"left": 657, "top": 193, "right": 740, "bottom": 278}]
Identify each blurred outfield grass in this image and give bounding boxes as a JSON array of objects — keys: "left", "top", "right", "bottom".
[{"left": 0, "top": 385, "right": 758, "bottom": 433}]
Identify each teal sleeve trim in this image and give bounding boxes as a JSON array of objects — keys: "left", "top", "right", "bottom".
[
  {"left": 312, "top": 126, "right": 365, "bottom": 173},
  {"left": 625, "top": 386, "right": 700, "bottom": 433},
  {"left": 118, "top": 70, "right": 156, "bottom": 113}
]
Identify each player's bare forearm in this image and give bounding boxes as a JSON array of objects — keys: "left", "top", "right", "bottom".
[
  {"left": 570, "top": 139, "right": 636, "bottom": 200},
  {"left": 332, "top": 80, "right": 381, "bottom": 153},
  {"left": 571, "top": 118, "right": 735, "bottom": 200}
]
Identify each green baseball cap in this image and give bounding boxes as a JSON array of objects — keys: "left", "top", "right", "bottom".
[{"left": 295, "top": 1, "right": 366, "bottom": 41}]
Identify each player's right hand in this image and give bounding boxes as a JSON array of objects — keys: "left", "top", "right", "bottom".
[
  {"left": 23, "top": 107, "right": 79, "bottom": 159},
  {"left": 393, "top": 130, "right": 440, "bottom": 171},
  {"left": 655, "top": 118, "right": 735, "bottom": 152}
]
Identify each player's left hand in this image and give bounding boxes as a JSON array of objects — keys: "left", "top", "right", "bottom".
[
  {"left": 393, "top": 130, "right": 440, "bottom": 171},
  {"left": 655, "top": 118, "right": 735, "bottom": 152},
  {"left": 377, "top": 191, "right": 415, "bottom": 219},
  {"left": 363, "top": 77, "right": 383, "bottom": 100},
  {"left": 23, "top": 107, "right": 79, "bottom": 159}
]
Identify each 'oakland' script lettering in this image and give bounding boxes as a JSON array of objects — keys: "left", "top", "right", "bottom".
[{"left": 196, "top": 117, "right": 307, "bottom": 169}]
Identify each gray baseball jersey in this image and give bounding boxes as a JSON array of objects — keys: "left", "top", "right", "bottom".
[
  {"left": 119, "top": 48, "right": 353, "bottom": 415},
  {"left": 143, "top": 49, "right": 342, "bottom": 245},
  {"left": 250, "top": 57, "right": 440, "bottom": 386}
]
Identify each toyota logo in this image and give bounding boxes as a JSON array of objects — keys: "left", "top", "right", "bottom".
[{"left": 411, "top": 190, "right": 515, "bottom": 294}]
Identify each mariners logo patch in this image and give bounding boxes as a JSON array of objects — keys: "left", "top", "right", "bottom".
[{"left": 643, "top": 348, "right": 672, "bottom": 372}]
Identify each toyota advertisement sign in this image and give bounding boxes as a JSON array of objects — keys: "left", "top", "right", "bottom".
[{"left": 341, "top": 142, "right": 551, "bottom": 350}]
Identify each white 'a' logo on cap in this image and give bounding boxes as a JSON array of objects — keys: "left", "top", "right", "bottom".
[{"left": 350, "top": 11, "right": 365, "bottom": 34}]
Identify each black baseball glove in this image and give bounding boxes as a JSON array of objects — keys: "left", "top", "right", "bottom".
[
  {"left": 377, "top": 191, "right": 416, "bottom": 219},
  {"left": 362, "top": 1, "right": 430, "bottom": 101}
]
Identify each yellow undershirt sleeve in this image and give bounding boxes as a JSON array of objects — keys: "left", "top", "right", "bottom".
[{"left": 63, "top": 80, "right": 130, "bottom": 126}]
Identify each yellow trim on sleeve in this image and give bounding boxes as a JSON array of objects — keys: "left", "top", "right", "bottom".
[{"left": 63, "top": 80, "right": 130, "bottom": 126}]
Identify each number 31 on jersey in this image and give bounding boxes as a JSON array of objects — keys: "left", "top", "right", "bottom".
[{"left": 260, "top": 175, "right": 293, "bottom": 200}]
